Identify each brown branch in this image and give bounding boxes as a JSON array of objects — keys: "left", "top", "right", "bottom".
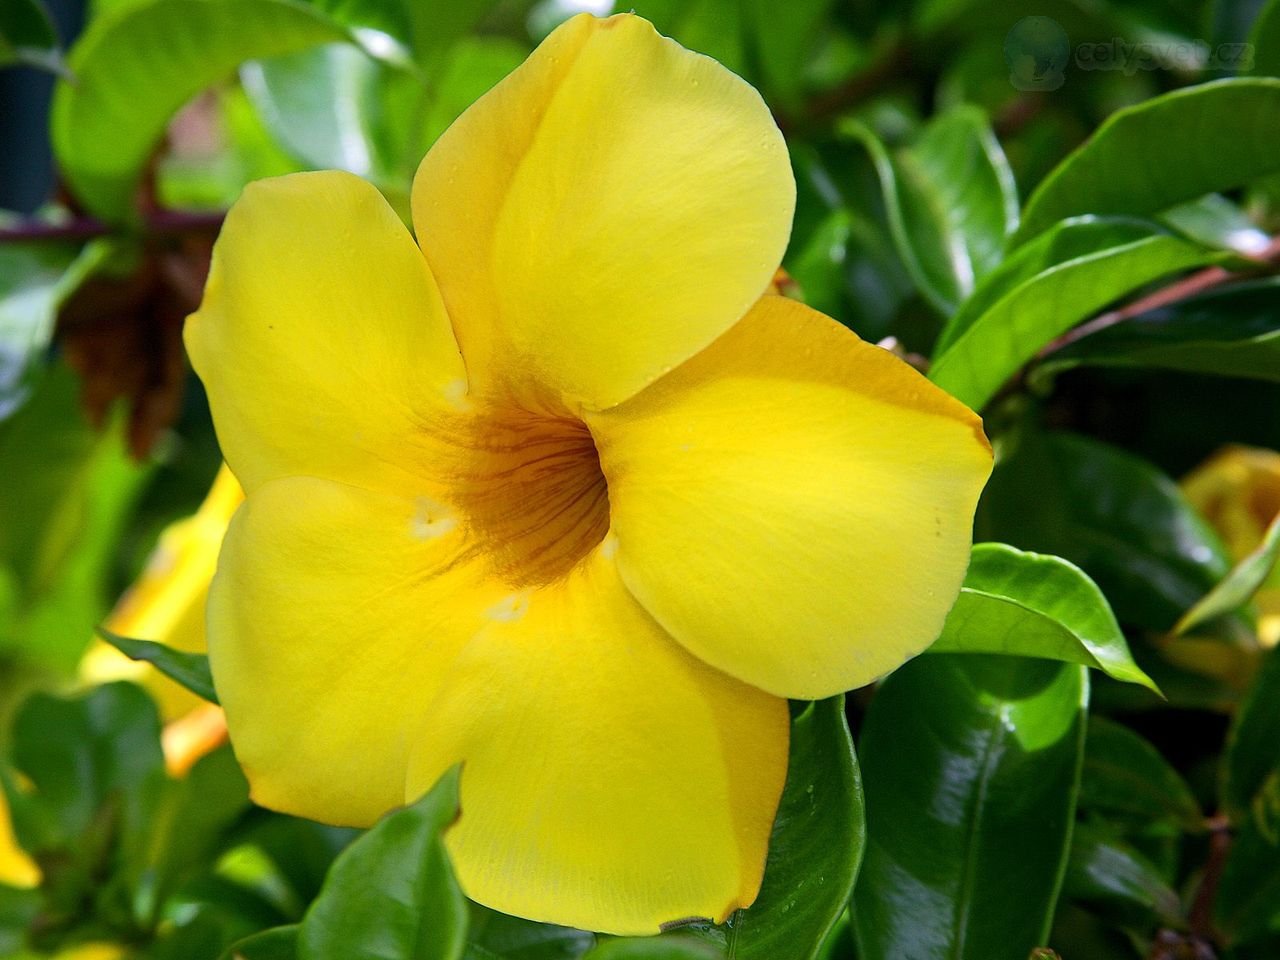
[
  {"left": 1037, "top": 234, "right": 1280, "bottom": 361},
  {"left": 0, "top": 209, "right": 225, "bottom": 245}
]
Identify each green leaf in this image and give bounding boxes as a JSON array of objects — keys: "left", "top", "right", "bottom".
[
  {"left": 6, "top": 682, "right": 164, "bottom": 851},
  {"left": 1015, "top": 79, "right": 1280, "bottom": 244},
  {"left": 743, "top": 0, "right": 834, "bottom": 104},
  {"left": 1079, "top": 717, "right": 1203, "bottom": 833},
  {"left": 52, "top": 0, "right": 352, "bottom": 222},
  {"left": 299, "top": 766, "right": 466, "bottom": 960},
  {"left": 584, "top": 940, "right": 720, "bottom": 960},
  {"left": 240, "top": 43, "right": 395, "bottom": 181},
  {"left": 464, "top": 903, "right": 594, "bottom": 960},
  {"left": 1176, "top": 511, "right": 1280, "bottom": 635},
  {"left": 710, "top": 697, "right": 863, "bottom": 960},
  {"left": 1216, "top": 812, "right": 1280, "bottom": 944},
  {"left": 96, "top": 627, "right": 219, "bottom": 704},
  {"left": 0, "top": 0, "right": 63, "bottom": 73},
  {"left": 1249, "top": 0, "right": 1280, "bottom": 76},
  {"left": 1062, "top": 823, "right": 1182, "bottom": 926},
  {"left": 928, "top": 233, "right": 1216, "bottom": 410},
  {"left": 853, "top": 655, "right": 1088, "bottom": 960},
  {"left": 221, "top": 926, "right": 300, "bottom": 960},
  {"left": 0, "top": 239, "right": 109, "bottom": 424},
  {"left": 1223, "top": 647, "right": 1280, "bottom": 820},
  {"left": 931, "top": 543, "right": 1156, "bottom": 691},
  {"left": 1159, "top": 193, "right": 1273, "bottom": 256},
  {"left": 977, "top": 425, "right": 1232, "bottom": 632},
  {"left": 1034, "top": 278, "right": 1280, "bottom": 387},
  {"left": 841, "top": 105, "right": 1017, "bottom": 314},
  {"left": 932, "top": 217, "right": 1158, "bottom": 357},
  {"left": 0, "top": 363, "right": 151, "bottom": 672}
]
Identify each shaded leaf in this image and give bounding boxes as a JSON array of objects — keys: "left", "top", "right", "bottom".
[
  {"left": 1062, "top": 823, "right": 1183, "bottom": 926},
  {"left": 464, "top": 902, "right": 595, "bottom": 960},
  {"left": 0, "top": 0, "right": 63, "bottom": 72},
  {"left": 221, "top": 926, "right": 299, "bottom": 960},
  {"left": 931, "top": 542, "right": 1156, "bottom": 691},
  {"left": 1034, "top": 278, "right": 1280, "bottom": 388},
  {"left": 1079, "top": 717, "right": 1202, "bottom": 833},
  {"left": 977, "top": 425, "right": 1232, "bottom": 632},
  {"left": 96, "top": 627, "right": 219, "bottom": 705},
  {"left": 1223, "top": 646, "right": 1280, "bottom": 819}
]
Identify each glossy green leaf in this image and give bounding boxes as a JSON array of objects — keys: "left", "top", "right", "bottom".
[
  {"left": 1176, "top": 511, "right": 1280, "bottom": 635},
  {"left": 6, "top": 682, "right": 164, "bottom": 851},
  {"left": 928, "top": 233, "right": 1215, "bottom": 410},
  {"left": 584, "top": 940, "right": 720, "bottom": 960},
  {"left": 704, "top": 697, "right": 863, "bottom": 960},
  {"left": 221, "top": 926, "right": 300, "bottom": 960},
  {"left": 0, "top": 239, "right": 108, "bottom": 424},
  {"left": 932, "top": 217, "right": 1162, "bottom": 357},
  {"left": 402, "top": 0, "right": 493, "bottom": 74},
  {"left": 842, "top": 105, "right": 1017, "bottom": 314},
  {"left": 853, "top": 655, "right": 1088, "bottom": 960},
  {"left": 1015, "top": 79, "right": 1280, "bottom": 243},
  {"left": 240, "top": 43, "right": 394, "bottom": 181},
  {"left": 1034, "top": 278, "right": 1280, "bottom": 387},
  {"left": 1250, "top": 0, "right": 1280, "bottom": 76},
  {"left": 96, "top": 627, "right": 219, "bottom": 704},
  {"left": 977, "top": 425, "right": 1232, "bottom": 631},
  {"left": 1079, "top": 717, "right": 1202, "bottom": 833},
  {"left": 1159, "top": 194, "right": 1272, "bottom": 256},
  {"left": 1223, "top": 647, "right": 1280, "bottom": 819},
  {"left": 931, "top": 543, "right": 1156, "bottom": 690},
  {"left": 0, "top": 0, "right": 62, "bottom": 72},
  {"left": 1062, "top": 823, "right": 1182, "bottom": 926},
  {"left": 463, "top": 903, "right": 594, "bottom": 960},
  {"left": 52, "top": 0, "right": 352, "bottom": 221},
  {"left": 298, "top": 766, "right": 466, "bottom": 960}
]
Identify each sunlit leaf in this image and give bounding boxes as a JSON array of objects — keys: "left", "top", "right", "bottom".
[
  {"left": 52, "top": 0, "right": 352, "bottom": 221},
  {"left": 931, "top": 543, "right": 1156, "bottom": 691},
  {"left": 1015, "top": 79, "right": 1280, "bottom": 243}
]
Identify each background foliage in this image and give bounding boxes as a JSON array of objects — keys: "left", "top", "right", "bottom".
[{"left": 3, "top": 0, "right": 1280, "bottom": 958}]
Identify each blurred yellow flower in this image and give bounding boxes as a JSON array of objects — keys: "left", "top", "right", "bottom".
[
  {"left": 81, "top": 464, "right": 241, "bottom": 720},
  {"left": 0, "top": 786, "right": 40, "bottom": 889},
  {"left": 1183, "top": 445, "right": 1280, "bottom": 647},
  {"left": 185, "top": 13, "right": 991, "bottom": 934}
]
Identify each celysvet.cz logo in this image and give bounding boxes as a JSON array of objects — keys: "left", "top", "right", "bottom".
[{"left": 1005, "top": 16, "right": 1254, "bottom": 89}]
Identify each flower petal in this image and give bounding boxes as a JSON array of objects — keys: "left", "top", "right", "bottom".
[
  {"left": 208, "top": 476, "right": 504, "bottom": 826},
  {"left": 185, "top": 171, "right": 466, "bottom": 496},
  {"left": 405, "top": 551, "right": 788, "bottom": 935},
  {"left": 589, "top": 295, "right": 993, "bottom": 700},
  {"left": 411, "top": 13, "right": 794, "bottom": 411}
]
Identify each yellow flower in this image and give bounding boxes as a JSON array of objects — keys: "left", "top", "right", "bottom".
[
  {"left": 184, "top": 13, "right": 992, "bottom": 934},
  {"left": 81, "top": 464, "right": 241, "bottom": 720},
  {"left": 80, "top": 465, "right": 237, "bottom": 776},
  {"left": 1183, "top": 445, "right": 1280, "bottom": 647},
  {"left": 0, "top": 785, "right": 40, "bottom": 889}
]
